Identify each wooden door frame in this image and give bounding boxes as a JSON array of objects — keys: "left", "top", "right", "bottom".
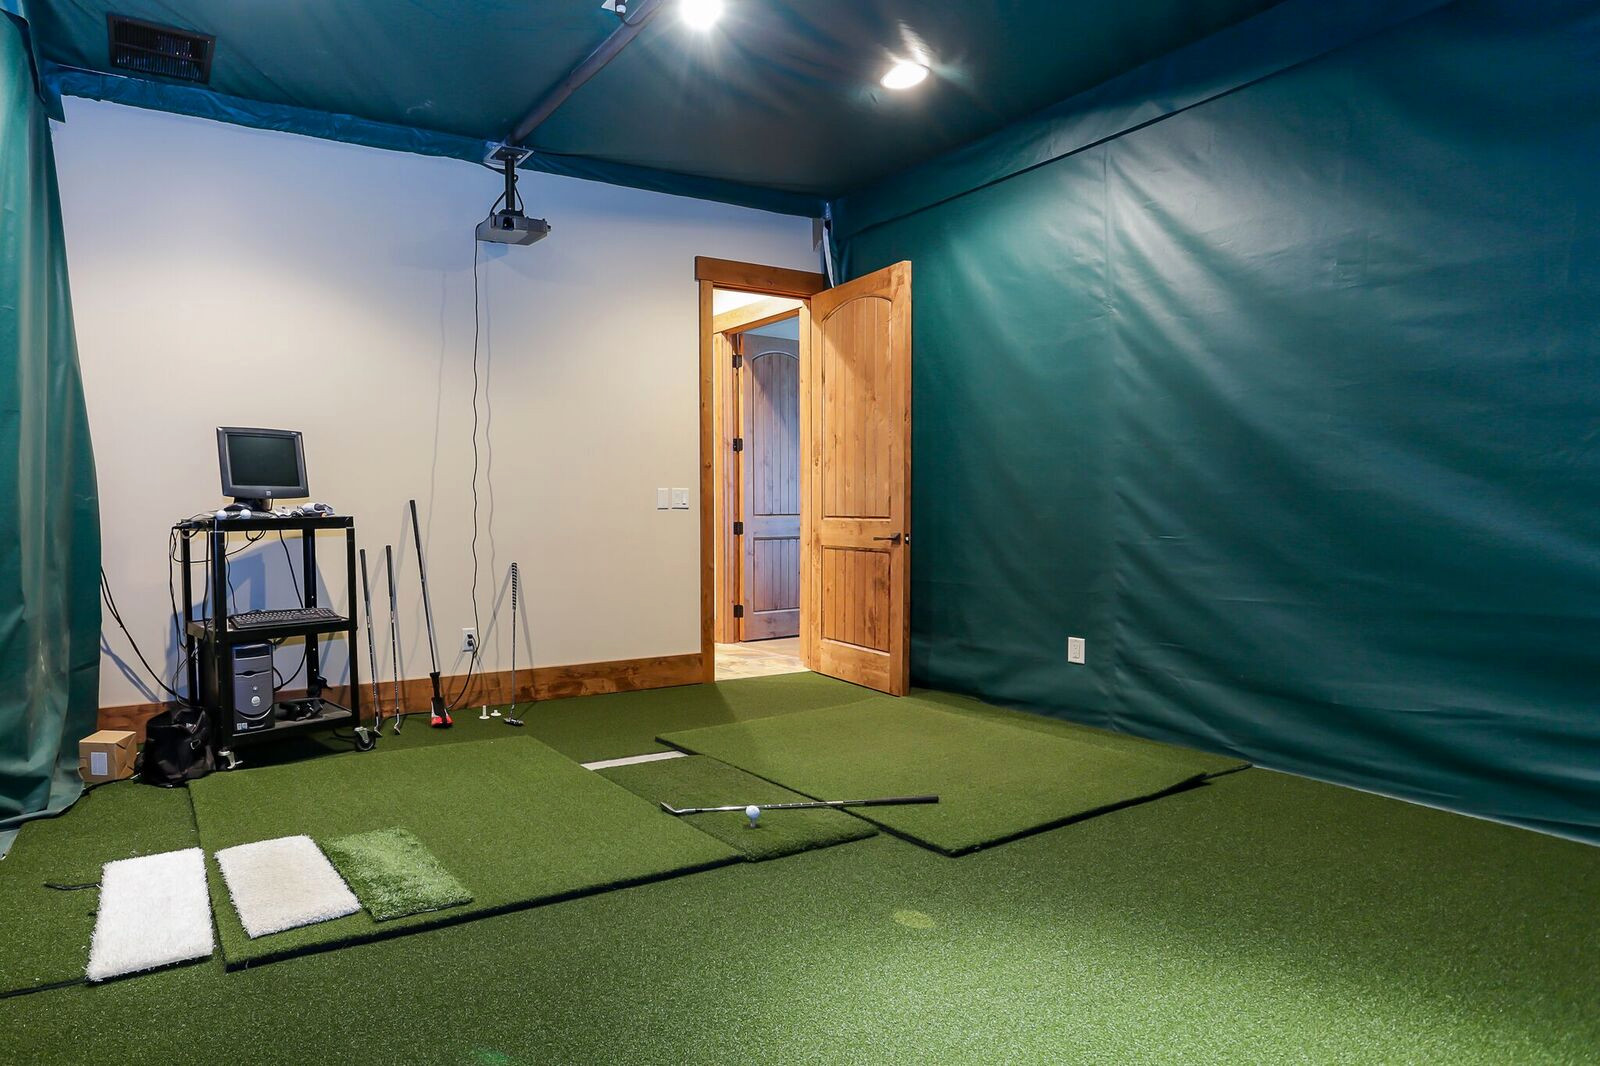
[
  {"left": 714, "top": 309, "right": 802, "bottom": 647},
  {"left": 696, "top": 257, "right": 829, "bottom": 682}
]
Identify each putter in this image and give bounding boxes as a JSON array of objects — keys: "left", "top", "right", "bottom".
[
  {"left": 385, "top": 544, "right": 404, "bottom": 734},
  {"left": 660, "top": 794, "right": 939, "bottom": 818},
  {"left": 408, "top": 499, "right": 452, "bottom": 728},
  {"left": 356, "top": 548, "right": 382, "bottom": 746},
  {"left": 504, "top": 562, "right": 525, "bottom": 727}
]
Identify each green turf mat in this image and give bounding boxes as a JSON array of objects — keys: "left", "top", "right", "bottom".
[
  {"left": 599, "top": 756, "right": 876, "bottom": 861},
  {"left": 323, "top": 827, "right": 472, "bottom": 921},
  {"left": 188, "top": 736, "right": 738, "bottom": 967},
  {"left": 0, "top": 782, "right": 197, "bottom": 997},
  {"left": 661, "top": 699, "right": 1209, "bottom": 854}
]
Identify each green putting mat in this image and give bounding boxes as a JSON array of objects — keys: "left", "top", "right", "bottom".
[
  {"left": 188, "top": 736, "right": 738, "bottom": 967},
  {"left": 599, "top": 755, "right": 876, "bottom": 861},
  {"left": 323, "top": 827, "right": 472, "bottom": 922},
  {"left": 0, "top": 783, "right": 198, "bottom": 997},
  {"left": 661, "top": 699, "right": 1213, "bottom": 855}
]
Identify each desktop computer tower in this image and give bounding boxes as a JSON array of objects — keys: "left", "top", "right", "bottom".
[{"left": 201, "top": 641, "right": 276, "bottom": 735}]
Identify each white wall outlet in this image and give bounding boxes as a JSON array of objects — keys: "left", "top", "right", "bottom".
[
  {"left": 670, "top": 487, "right": 690, "bottom": 509},
  {"left": 461, "top": 628, "right": 478, "bottom": 655},
  {"left": 656, "top": 488, "right": 670, "bottom": 510},
  {"left": 1067, "top": 636, "right": 1086, "bottom": 665}
]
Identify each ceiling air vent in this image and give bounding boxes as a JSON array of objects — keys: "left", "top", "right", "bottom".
[{"left": 107, "top": 15, "right": 215, "bottom": 84}]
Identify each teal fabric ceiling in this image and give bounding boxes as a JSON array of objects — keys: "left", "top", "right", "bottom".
[{"left": 27, "top": 0, "right": 1284, "bottom": 211}]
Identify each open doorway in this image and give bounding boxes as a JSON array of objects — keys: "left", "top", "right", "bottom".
[
  {"left": 695, "top": 255, "right": 913, "bottom": 695},
  {"left": 711, "top": 289, "right": 806, "bottom": 680}
]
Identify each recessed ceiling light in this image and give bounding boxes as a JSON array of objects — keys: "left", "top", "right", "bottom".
[
  {"left": 681, "top": 0, "right": 724, "bottom": 31},
  {"left": 881, "top": 60, "right": 929, "bottom": 91}
]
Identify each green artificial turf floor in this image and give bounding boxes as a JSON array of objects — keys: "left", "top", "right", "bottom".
[
  {"left": 599, "top": 755, "right": 877, "bottom": 861},
  {"left": 242, "top": 671, "right": 886, "bottom": 769},
  {"left": 2, "top": 675, "right": 1597, "bottom": 1064},
  {"left": 0, "top": 783, "right": 196, "bottom": 996},
  {"left": 661, "top": 700, "right": 1223, "bottom": 854},
  {"left": 189, "top": 736, "right": 736, "bottom": 967}
]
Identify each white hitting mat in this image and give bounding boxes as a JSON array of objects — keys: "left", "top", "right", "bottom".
[
  {"left": 87, "top": 847, "right": 214, "bottom": 982},
  {"left": 215, "top": 835, "right": 360, "bottom": 938}
]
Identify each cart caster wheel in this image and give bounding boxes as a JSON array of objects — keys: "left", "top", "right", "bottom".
[{"left": 354, "top": 729, "right": 377, "bottom": 752}]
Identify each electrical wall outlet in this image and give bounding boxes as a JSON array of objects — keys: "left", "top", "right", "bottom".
[
  {"left": 1067, "top": 636, "right": 1086, "bottom": 665},
  {"left": 671, "top": 487, "right": 690, "bottom": 509},
  {"left": 462, "top": 628, "right": 478, "bottom": 655}
]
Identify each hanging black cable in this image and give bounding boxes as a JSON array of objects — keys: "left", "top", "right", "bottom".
[
  {"left": 101, "top": 568, "right": 190, "bottom": 704},
  {"left": 449, "top": 238, "right": 486, "bottom": 709}
]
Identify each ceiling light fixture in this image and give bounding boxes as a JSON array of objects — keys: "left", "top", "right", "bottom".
[
  {"left": 881, "top": 59, "right": 929, "bottom": 91},
  {"left": 680, "top": 0, "right": 724, "bottom": 31}
]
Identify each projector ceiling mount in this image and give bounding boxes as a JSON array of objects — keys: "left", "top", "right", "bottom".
[
  {"left": 476, "top": 144, "right": 549, "bottom": 246},
  {"left": 476, "top": 0, "right": 669, "bottom": 246}
]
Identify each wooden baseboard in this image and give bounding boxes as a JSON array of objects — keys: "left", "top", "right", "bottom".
[{"left": 98, "top": 652, "right": 706, "bottom": 742}]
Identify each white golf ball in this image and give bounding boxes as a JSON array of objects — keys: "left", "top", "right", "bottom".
[{"left": 745, "top": 805, "right": 761, "bottom": 824}]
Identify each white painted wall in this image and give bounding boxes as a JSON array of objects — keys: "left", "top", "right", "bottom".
[{"left": 52, "top": 98, "right": 818, "bottom": 707}]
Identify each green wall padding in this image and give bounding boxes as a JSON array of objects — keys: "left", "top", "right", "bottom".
[
  {"left": 0, "top": 10, "right": 100, "bottom": 858},
  {"left": 834, "top": 0, "right": 1600, "bottom": 843}
]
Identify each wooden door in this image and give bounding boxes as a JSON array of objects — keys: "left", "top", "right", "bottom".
[
  {"left": 737, "top": 333, "right": 801, "bottom": 639},
  {"left": 802, "top": 262, "right": 911, "bottom": 695}
]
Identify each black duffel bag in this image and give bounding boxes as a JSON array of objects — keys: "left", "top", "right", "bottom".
[{"left": 138, "top": 705, "right": 215, "bottom": 786}]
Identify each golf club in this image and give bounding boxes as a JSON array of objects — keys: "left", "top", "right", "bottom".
[
  {"left": 660, "top": 794, "right": 939, "bottom": 816},
  {"left": 357, "top": 547, "right": 382, "bottom": 746},
  {"left": 385, "top": 544, "right": 404, "bottom": 734},
  {"left": 408, "top": 498, "right": 452, "bottom": 728},
  {"left": 505, "top": 561, "right": 525, "bottom": 727}
]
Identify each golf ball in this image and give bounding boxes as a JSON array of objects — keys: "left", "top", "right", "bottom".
[{"left": 745, "top": 805, "right": 761, "bottom": 825}]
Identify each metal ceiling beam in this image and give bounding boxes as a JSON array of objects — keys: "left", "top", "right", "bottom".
[{"left": 509, "top": 0, "right": 667, "bottom": 146}]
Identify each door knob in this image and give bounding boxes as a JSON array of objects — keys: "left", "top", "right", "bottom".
[{"left": 873, "top": 533, "right": 903, "bottom": 544}]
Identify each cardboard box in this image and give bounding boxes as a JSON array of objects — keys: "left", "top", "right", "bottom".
[{"left": 79, "top": 730, "right": 138, "bottom": 784}]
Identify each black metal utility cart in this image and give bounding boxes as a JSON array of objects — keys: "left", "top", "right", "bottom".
[{"left": 174, "top": 514, "right": 371, "bottom": 768}]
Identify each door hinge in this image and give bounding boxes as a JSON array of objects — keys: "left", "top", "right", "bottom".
[
  {"left": 732, "top": 437, "right": 744, "bottom": 452},
  {"left": 732, "top": 352, "right": 743, "bottom": 369},
  {"left": 733, "top": 521, "right": 744, "bottom": 535},
  {"left": 733, "top": 604, "right": 744, "bottom": 618}
]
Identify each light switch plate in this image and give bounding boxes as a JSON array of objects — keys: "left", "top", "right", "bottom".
[
  {"left": 656, "top": 488, "right": 670, "bottom": 510},
  {"left": 671, "top": 488, "right": 690, "bottom": 510},
  {"left": 1067, "top": 637, "right": 1086, "bottom": 665}
]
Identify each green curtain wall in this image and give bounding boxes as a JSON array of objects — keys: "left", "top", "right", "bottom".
[
  {"left": 0, "top": 7, "right": 100, "bottom": 859},
  {"left": 835, "top": 0, "right": 1600, "bottom": 843}
]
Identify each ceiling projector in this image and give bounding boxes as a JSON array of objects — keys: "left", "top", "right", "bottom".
[
  {"left": 476, "top": 210, "right": 550, "bottom": 246},
  {"left": 477, "top": 143, "right": 550, "bottom": 246}
]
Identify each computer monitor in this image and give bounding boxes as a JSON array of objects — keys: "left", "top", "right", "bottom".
[{"left": 217, "top": 427, "right": 308, "bottom": 509}]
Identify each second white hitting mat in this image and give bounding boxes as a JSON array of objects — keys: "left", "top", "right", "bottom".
[
  {"left": 87, "top": 847, "right": 214, "bottom": 982},
  {"left": 215, "top": 835, "right": 360, "bottom": 938}
]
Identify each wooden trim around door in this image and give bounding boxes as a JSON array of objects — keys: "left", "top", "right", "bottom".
[
  {"left": 712, "top": 297, "right": 803, "bottom": 335},
  {"left": 695, "top": 256, "right": 827, "bottom": 299},
  {"left": 98, "top": 652, "right": 705, "bottom": 741}
]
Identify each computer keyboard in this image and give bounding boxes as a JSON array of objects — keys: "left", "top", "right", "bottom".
[{"left": 229, "top": 607, "right": 343, "bottom": 630}]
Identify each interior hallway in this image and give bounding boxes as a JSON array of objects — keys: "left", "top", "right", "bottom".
[{"left": 715, "top": 636, "right": 806, "bottom": 680}]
